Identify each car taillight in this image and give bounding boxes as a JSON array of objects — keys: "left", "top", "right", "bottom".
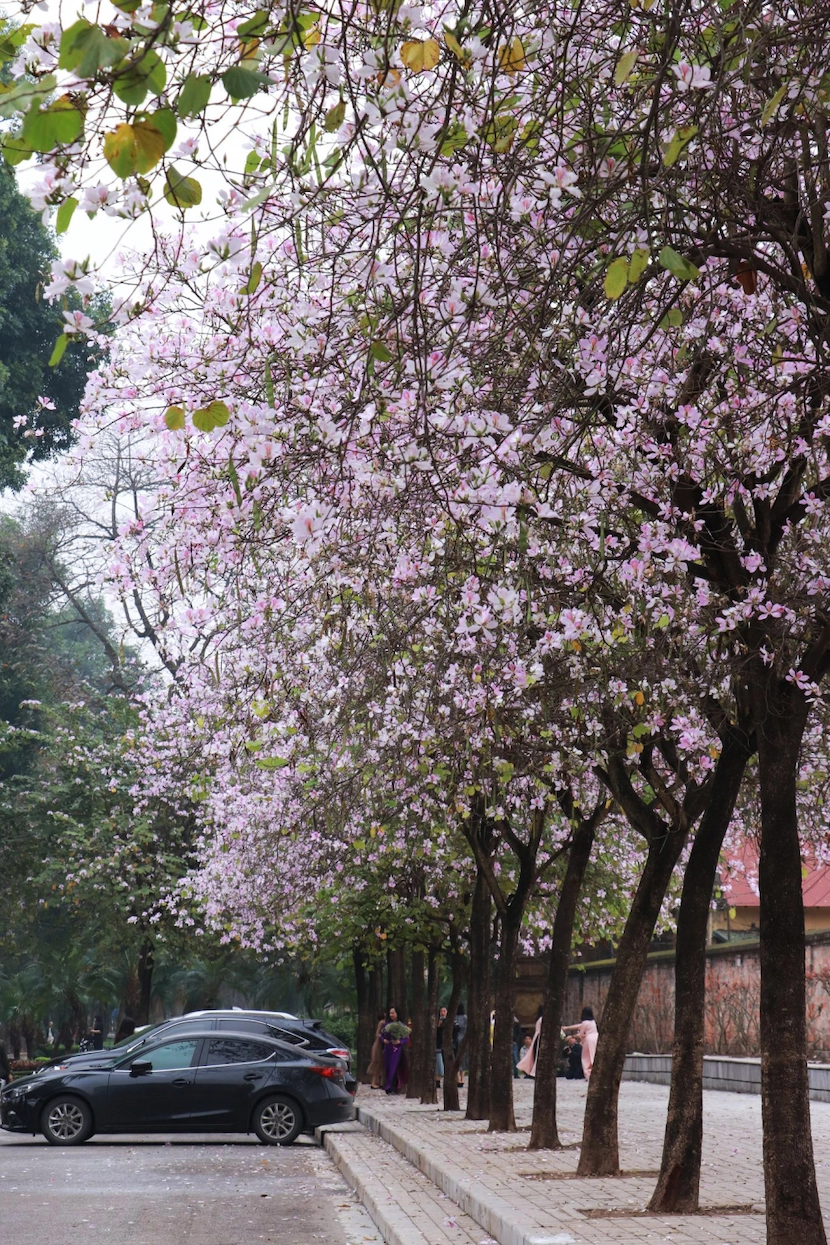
[
  {"left": 326, "top": 1049, "right": 350, "bottom": 1060},
  {"left": 309, "top": 1065, "right": 342, "bottom": 1078}
]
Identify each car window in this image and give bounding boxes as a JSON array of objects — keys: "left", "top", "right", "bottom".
[
  {"left": 121, "top": 1019, "right": 206, "bottom": 1056},
  {"left": 216, "top": 1019, "right": 268, "bottom": 1035},
  {"left": 140, "top": 1039, "right": 200, "bottom": 1071},
  {"left": 215, "top": 1019, "right": 306, "bottom": 1045},
  {"left": 203, "top": 1038, "right": 275, "bottom": 1065}
]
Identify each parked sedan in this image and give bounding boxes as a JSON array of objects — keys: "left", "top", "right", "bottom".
[
  {"left": 1, "top": 1030, "right": 353, "bottom": 1146},
  {"left": 39, "top": 1010, "right": 357, "bottom": 1094}
]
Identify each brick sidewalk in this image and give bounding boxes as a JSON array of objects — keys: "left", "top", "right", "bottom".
[{"left": 322, "top": 1078, "right": 830, "bottom": 1245}]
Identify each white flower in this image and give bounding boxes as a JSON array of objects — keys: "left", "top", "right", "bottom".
[{"left": 674, "top": 61, "right": 713, "bottom": 92}]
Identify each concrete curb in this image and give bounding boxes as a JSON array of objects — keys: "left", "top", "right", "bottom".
[
  {"left": 355, "top": 1104, "right": 574, "bottom": 1245},
  {"left": 318, "top": 1120, "right": 486, "bottom": 1245},
  {"left": 321, "top": 1124, "right": 420, "bottom": 1245}
]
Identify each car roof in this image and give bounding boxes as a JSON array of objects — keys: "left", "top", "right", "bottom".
[
  {"left": 181, "top": 1009, "right": 299, "bottom": 1020},
  {"left": 126, "top": 1029, "right": 312, "bottom": 1056}
]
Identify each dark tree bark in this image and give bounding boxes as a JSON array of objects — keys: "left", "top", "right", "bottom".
[
  {"left": 577, "top": 814, "right": 689, "bottom": 1175},
  {"left": 489, "top": 912, "right": 521, "bottom": 1131},
  {"left": 529, "top": 800, "right": 603, "bottom": 1150},
  {"left": 8, "top": 1023, "right": 21, "bottom": 1060},
  {"left": 442, "top": 939, "right": 466, "bottom": 1113},
  {"left": 752, "top": 668, "right": 826, "bottom": 1244},
  {"left": 387, "top": 945, "right": 408, "bottom": 1021},
  {"left": 422, "top": 946, "right": 440, "bottom": 1105},
  {"left": 136, "top": 939, "right": 154, "bottom": 1026},
  {"left": 407, "top": 947, "right": 427, "bottom": 1099},
  {"left": 466, "top": 862, "right": 493, "bottom": 1120},
  {"left": 649, "top": 732, "right": 750, "bottom": 1211},
  {"left": 354, "top": 945, "right": 374, "bottom": 1086}
]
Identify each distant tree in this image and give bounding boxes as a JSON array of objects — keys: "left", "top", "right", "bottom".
[{"left": 0, "top": 164, "right": 104, "bottom": 490}]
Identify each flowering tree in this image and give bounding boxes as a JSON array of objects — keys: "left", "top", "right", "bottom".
[{"left": 12, "top": 2, "right": 830, "bottom": 1238}]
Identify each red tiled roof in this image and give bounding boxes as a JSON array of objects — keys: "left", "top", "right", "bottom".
[{"left": 720, "top": 840, "right": 830, "bottom": 908}]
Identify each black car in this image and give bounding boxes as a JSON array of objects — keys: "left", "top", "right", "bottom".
[
  {"left": 43, "top": 1010, "right": 355, "bottom": 1093},
  {"left": 1, "top": 1029, "right": 353, "bottom": 1145}
]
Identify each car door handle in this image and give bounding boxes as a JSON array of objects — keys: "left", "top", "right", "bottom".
[
  {"left": 243, "top": 1072, "right": 264, "bottom": 1081},
  {"left": 172, "top": 1078, "right": 192, "bottom": 1087}
]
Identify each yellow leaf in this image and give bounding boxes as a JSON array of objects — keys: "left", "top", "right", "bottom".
[
  {"left": 303, "top": 23, "right": 321, "bottom": 49},
  {"left": 633, "top": 690, "right": 645, "bottom": 706},
  {"left": 499, "top": 36, "right": 525, "bottom": 74},
  {"left": 400, "top": 37, "right": 440, "bottom": 74},
  {"left": 444, "top": 30, "right": 466, "bottom": 62},
  {"left": 604, "top": 256, "right": 629, "bottom": 299}
]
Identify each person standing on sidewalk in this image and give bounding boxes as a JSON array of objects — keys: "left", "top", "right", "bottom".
[
  {"left": 512, "top": 1015, "right": 523, "bottom": 1079},
  {"left": 562, "top": 1006, "right": 598, "bottom": 1080},
  {"left": 435, "top": 1005, "right": 447, "bottom": 1087},
  {"left": 381, "top": 1008, "right": 410, "bottom": 1094},
  {"left": 452, "top": 1003, "right": 468, "bottom": 1087},
  {"left": 517, "top": 1006, "right": 543, "bottom": 1077},
  {"left": 367, "top": 1011, "right": 387, "bottom": 1089}
]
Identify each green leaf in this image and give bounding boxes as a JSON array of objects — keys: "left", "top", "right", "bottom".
[
  {"left": 658, "top": 245, "right": 700, "bottom": 282},
  {"left": 56, "top": 197, "right": 78, "bottom": 235},
  {"left": 177, "top": 73, "right": 212, "bottom": 118},
  {"left": 192, "top": 400, "right": 230, "bottom": 432},
  {"left": 604, "top": 256, "right": 629, "bottom": 299},
  {"left": 614, "top": 48, "right": 638, "bottom": 86},
  {"left": 254, "top": 756, "right": 290, "bottom": 770},
  {"left": 667, "top": 307, "right": 684, "bottom": 326},
  {"left": 0, "top": 134, "right": 34, "bottom": 165},
  {"left": 164, "top": 166, "right": 203, "bottom": 208},
  {"left": 761, "top": 84, "right": 787, "bottom": 126},
  {"left": 59, "top": 19, "right": 129, "bottom": 78},
  {"left": 324, "top": 99, "right": 346, "bottom": 132},
  {"left": 628, "top": 247, "right": 649, "bottom": 282},
  {"left": 0, "top": 74, "right": 57, "bottom": 120},
  {"left": 370, "top": 340, "right": 394, "bottom": 362},
  {"left": 164, "top": 405, "right": 185, "bottom": 430},
  {"left": 48, "top": 335, "right": 68, "bottom": 367},
  {"left": 112, "top": 50, "right": 167, "bottom": 106},
  {"left": 238, "top": 10, "right": 271, "bottom": 37},
  {"left": 222, "top": 66, "right": 270, "bottom": 100},
  {"left": 632, "top": 722, "right": 650, "bottom": 738},
  {"left": 22, "top": 96, "right": 84, "bottom": 152},
  {"left": 663, "top": 124, "right": 698, "bottom": 167},
  {"left": 440, "top": 121, "right": 468, "bottom": 156},
  {"left": 241, "top": 260, "right": 263, "bottom": 295},
  {"left": 655, "top": 613, "right": 671, "bottom": 629}
]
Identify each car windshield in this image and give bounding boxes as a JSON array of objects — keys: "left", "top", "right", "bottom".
[{"left": 114, "top": 1023, "right": 163, "bottom": 1051}]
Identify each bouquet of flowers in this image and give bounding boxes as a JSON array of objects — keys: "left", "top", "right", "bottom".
[{"left": 382, "top": 1021, "right": 411, "bottom": 1040}]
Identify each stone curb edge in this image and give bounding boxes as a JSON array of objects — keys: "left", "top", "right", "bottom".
[
  {"left": 319, "top": 1124, "right": 418, "bottom": 1245},
  {"left": 354, "top": 1105, "right": 572, "bottom": 1245}
]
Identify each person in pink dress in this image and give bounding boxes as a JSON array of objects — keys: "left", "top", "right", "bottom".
[
  {"left": 516, "top": 1006, "right": 543, "bottom": 1077},
  {"left": 562, "top": 1007, "right": 598, "bottom": 1080}
]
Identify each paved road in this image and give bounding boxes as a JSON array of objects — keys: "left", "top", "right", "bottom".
[{"left": 0, "top": 1130, "right": 383, "bottom": 1245}]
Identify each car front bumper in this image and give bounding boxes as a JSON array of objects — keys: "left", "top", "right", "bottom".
[{"left": 1, "top": 1094, "right": 38, "bottom": 1133}]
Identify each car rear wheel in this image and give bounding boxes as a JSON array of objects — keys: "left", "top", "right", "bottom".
[
  {"left": 253, "top": 1094, "right": 303, "bottom": 1145},
  {"left": 41, "top": 1096, "right": 93, "bottom": 1145}
]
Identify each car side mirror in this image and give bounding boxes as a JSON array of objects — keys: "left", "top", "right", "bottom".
[{"left": 130, "top": 1060, "right": 152, "bottom": 1077}]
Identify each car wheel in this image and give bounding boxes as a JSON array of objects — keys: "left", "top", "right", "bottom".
[
  {"left": 253, "top": 1095, "right": 303, "bottom": 1145},
  {"left": 41, "top": 1096, "right": 93, "bottom": 1145}
]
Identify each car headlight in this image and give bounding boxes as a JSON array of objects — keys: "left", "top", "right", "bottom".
[{"left": 6, "top": 1083, "right": 36, "bottom": 1100}]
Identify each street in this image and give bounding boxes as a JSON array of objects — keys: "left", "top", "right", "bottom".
[{"left": 0, "top": 1130, "right": 382, "bottom": 1245}]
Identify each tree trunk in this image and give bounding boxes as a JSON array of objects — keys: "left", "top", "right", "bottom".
[
  {"left": 442, "top": 948, "right": 466, "bottom": 1113},
  {"left": 136, "top": 939, "right": 154, "bottom": 1025},
  {"left": 466, "top": 866, "right": 492, "bottom": 1120},
  {"left": 649, "top": 737, "right": 749, "bottom": 1211},
  {"left": 577, "top": 826, "right": 688, "bottom": 1176},
  {"left": 529, "top": 815, "right": 597, "bottom": 1149},
  {"left": 422, "top": 946, "right": 440, "bottom": 1105},
  {"left": 8, "top": 1023, "right": 21, "bottom": 1060},
  {"left": 489, "top": 915, "right": 520, "bottom": 1132},
  {"left": 754, "top": 673, "right": 825, "bottom": 1244},
  {"left": 407, "top": 947, "right": 427, "bottom": 1099},
  {"left": 354, "top": 946, "right": 373, "bottom": 1086},
  {"left": 387, "top": 945, "right": 408, "bottom": 1021}
]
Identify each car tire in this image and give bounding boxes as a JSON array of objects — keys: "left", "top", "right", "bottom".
[
  {"left": 253, "top": 1094, "right": 303, "bottom": 1145},
  {"left": 40, "top": 1095, "right": 93, "bottom": 1145}
]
